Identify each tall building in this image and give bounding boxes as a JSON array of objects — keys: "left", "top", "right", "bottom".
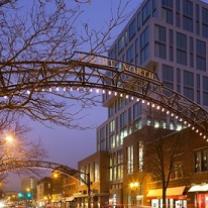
[
  {"left": 21, "top": 176, "right": 37, "bottom": 194},
  {"left": 96, "top": 0, "right": 208, "bottom": 205}
]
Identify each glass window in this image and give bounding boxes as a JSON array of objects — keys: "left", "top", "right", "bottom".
[
  {"left": 162, "top": 0, "right": 173, "bottom": 8},
  {"left": 202, "top": 8, "right": 208, "bottom": 23},
  {"left": 162, "top": 65, "right": 174, "bottom": 89},
  {"left": 183, "top": 71, "right": 194, "bottom": 100},
  {"left": 140, "top": 27, "right": 149, "bottom": 64},
  {"left": 183, "top": 16, "right": 193, "bottom": 32},
  {"left": 176, "top": 0, "right": 180, "bottom": 12},
  {"left": 162, "top": 65, "right": 174, "bottom": 82},
  {"left": 155, "top": 25, "right": 166, "bottom": 59},
  {"left": 140, "top": 27, "right": 149, "bottom": 48},
  {"left": 176, "top": 32, "right": 187, "bottom": 65},
  {"left": 202, "top": 8, "right": 208, "bottom": 38},
  {"left": 162, "top": 8, "right": 173, "bottom": 24},
  {"left": 184, "top": 71, "right": 194, "bottom": 87},
  {"left": 196, "top": 4, "right": 200, "bottom": 21},
  {"left": 133, "top": 102, "right": 142, "bottom": 120},
  {"left": 195, "top": 149, "right": 208, "bottom": 172},
  {"left": 155, "top": 25, "right": 166, "bottom": 42},
  {"left": 196, "top": 39, "right": 206, "bottom": 55},
  {"left": 142, "top": 0, "right": 152, "bottom": 24},
  {"left": 127, "top": 146, "right": 134, "bottom": 174},
  {"left": 176, "top": 50, "right": 187, "bottom": 65},
  {"left": 202, "top": 25, "right": 208, "bottom": 38},
  {"left": 120, "top": 111, "right": 128, "bottom": 129},
  {"left": 129, "top": 18, "right": 136, "bottom": 40},
  {"left": 155, "top": 43, "right": 166, "bottom": 59},
  {"left": 196, "top": 40, "right": 206, "bottom": 71},
  {"left": 177, "top": 68, "right": 181, "bottom": 93},
  {"left": 137, "top": 12, "right": 141, "bottom": 30},
  {"left": 176, "top": 13, "right": 181, "bottom": 28},
  {"left": 176, "top": 32, "right": 187, "bottom": 50},
  {"left": 118, "top": 36, "right": 125, "bottom": 53},
  {"left": 183, "top": 0, "right": 193, "bottom": 17},
  {"left": 126, "top": 44, "right": 134, "bottom": 64},
  {"left": 203, "top": 76, "right": 208, "bottom": 106},
  {"left": 138, "top": 141, "right": 144, "bottom": 171}
]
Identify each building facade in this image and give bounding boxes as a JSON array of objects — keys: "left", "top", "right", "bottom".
[
  {"left": 96, "top": 0, "right": 208, "bottom": 207},
  {"left": 77, "top": 152, "right": 109, "bottom": 208},
  {"left": 122, "top": 126, "right": 208, "bottom": 208}
]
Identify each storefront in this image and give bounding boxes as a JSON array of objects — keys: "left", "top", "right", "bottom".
[
  {"left": 147, "top": 186, "right": 187, "bottom": 208},
  {"left": 189, "top": 184, "right": 208, "bottom": 208}
]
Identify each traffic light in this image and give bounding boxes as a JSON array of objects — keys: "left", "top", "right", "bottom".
[
  {"left": 26, "top": 192, "right": 32, "bottom": 200},
  {"left": 17, "top": 192, "right": 24, "bottom": 199},
  {"left": 17, "top": 192, "right": 32, "bottom": 200}
]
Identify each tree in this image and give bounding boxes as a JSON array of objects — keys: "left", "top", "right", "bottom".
[
  {"left": 145, "top": 130, "right": 183, "bottom": 208},
  {"left": 0, "top": 0, "right": 133, "bottom": 129},
  {"left": 0, "top": 123, "right": 46, "bottom": 185}
]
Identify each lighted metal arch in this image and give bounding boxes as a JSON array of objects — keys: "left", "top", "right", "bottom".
[
  {"left": 0, "top": 159, "right": 89, "bottom": 185},
  {"left": 0, "top": 51, "right": 208, "bottom": 139}
]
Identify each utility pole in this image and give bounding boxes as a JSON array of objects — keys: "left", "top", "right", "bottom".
[{"left": 87, "top": 173, "right": 91, "bottom": 208}]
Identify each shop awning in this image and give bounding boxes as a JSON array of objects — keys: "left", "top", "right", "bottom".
[
  {"left": 147, "top": 186, "right": 186, "bottom": 197},
  {"left": 65, "top": 196, "right": 75, "bottom": 202},
  {"left": 189, "top": 184, "right": 208, "bottom": 192}
]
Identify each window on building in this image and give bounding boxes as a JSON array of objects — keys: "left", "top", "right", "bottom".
[
  {"left": 171, "top": 162, "right": 183, "bottom": 179},
  {"left": 142, "top": 0, "right": 152, "bottom": 24},
  {"left": 197, "top": 74, "right": 201, "bottom": 104},
  {"left": 155, "top": 25, "right": 166, "bottom": 59},
  {"left": 183, "top": 16, "right": 193, "bottom": 32},
  {"left": 203, "top": 76, "right": 208, "bottom": 106},
  {"left": 118, "top": 35, "right": 125, "bottom": 53},
  {"left": 120, "top": 111, "right": 128, "bottom": 129},
  {"left": 162, "top": 0, "right": 173, "bottom": 8},
  {"left": 127, "top": 145, "right": 134, "bottom": 174},
  {"left": 129, "top": 18, "right": 136, "bottom": 41},
  {"left": 140, "top": 27, "right": 149, "bottom": 64},
  {"left": 162, "top": 8, "right": 173, "bottom": 24},
  {"left": 137, "top": 12, "right": 141, "bottom": 30},
  {"left": 162, "top": 64, "right": 174, "bottom": 89},
  {"left": 176, "top": 0, "right": 180, "bottom": 12},
  {"left": 183, "top": 70, "right": 194, "bottom": 100},
  {"left": 196, "top": 40, "right": 206, "bottom": 71},
  {"left": 195, "top": 148, "right": 208, "bottom": 172},
  {"left": 202, "top": 8, "right": 208, "bottom": 38},
  {"left": 189, "top": 37, "right": 194, "bottom": 67},
  {"left": 94, "top": 162, "right": 99, "bottom": 182},
  {"left": 183, "top": 0, "right": 193, "bottom": 17},
  {"left": 133, "top": 102, "right": 142, "bottom": 120},
  {"left": 176, "top": 32, "right": 187, "bottom": 65},
  {"left": 177, "top": 68, "right": 181, "bottom": 93},
  {"left": 176, "top": 13, "right": 181, "bottom": 28},
  {"left": 109, "top": 120, "right": 115, "bottom": 134},
  {"left": 182, "top": 0, "right": 193, "bottom": 32},
  {"left": 126, "top": 44, "right": 134, "bottom": 64},
  {"left": 138, "top": 141, "right": 144, "bottom": 171}
]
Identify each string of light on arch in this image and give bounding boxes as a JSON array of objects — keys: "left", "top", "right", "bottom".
[{"left": 2, "top": 86, "right": 206, "bottom": 141}]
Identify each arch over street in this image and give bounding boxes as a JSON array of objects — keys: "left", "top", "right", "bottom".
[
  {"left": 0, "top": 159, "right": 89, "bottom": 186},
  {"left": 0, "top": 51, "right": 208, "bottom": 139}
]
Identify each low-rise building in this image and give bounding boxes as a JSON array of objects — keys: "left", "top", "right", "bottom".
[{"left": 77, "top": 151, "right": 109, "bottom": 208}]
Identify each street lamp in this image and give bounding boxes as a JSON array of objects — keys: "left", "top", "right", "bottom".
[
  {"left": 52, "top": 172, "right": 59, "bottom": 179},
  {"left": 129, "top": 182, "right": 140, "bottom": 189}
]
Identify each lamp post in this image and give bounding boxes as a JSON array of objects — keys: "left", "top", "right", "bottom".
[
  {"left": 86, "top": 172, "right": 91, "bottom": 208},
  {"left": 129, "top": 182, "right": 140, "bottom": 206}
]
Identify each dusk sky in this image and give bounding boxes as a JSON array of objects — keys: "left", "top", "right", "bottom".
[
  {"left": 5, "top": 0, "right": 208, "bottom": 193},
  {"left": 5, "top": 0, "right": 141, "bottom": 190}
]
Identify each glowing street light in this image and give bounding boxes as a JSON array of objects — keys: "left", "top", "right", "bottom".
[
  {"left": 129, "top": 182, "right": 140, "bottom": 189},
  {"left": 52, "top": 172, "right": 59, "bottom": 179},
  {"left": 4, "top": 134, "right": 15, "bottom": 145}
]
